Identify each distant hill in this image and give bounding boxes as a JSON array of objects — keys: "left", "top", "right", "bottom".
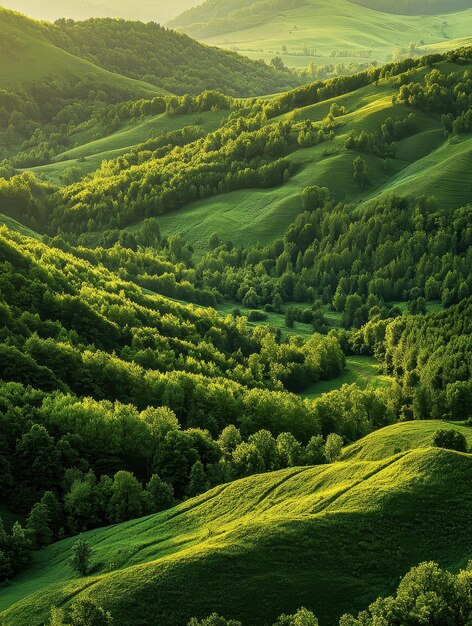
[
  {"left": 1, "top": 443, "right": 471, "bottom": 625},
  {"left": 0, "top": 8, "right": 298, "bottom": 98},
  {"left": 0, "top": 0, "right": 199, "bottom": 23},
  {"left": 0, "top": 8, "right": 161, "bottom": 94},
  {"left": 349, "top": 0, "right": 472, "bottom": 15},
  {"left": 44, "top": 17, "right": 299, "bottom": 96},
  {"left": 169, "top": 0, "right": 472, "bottom": 68}
]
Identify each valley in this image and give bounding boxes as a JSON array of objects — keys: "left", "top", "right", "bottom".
[
  {"left": 0, "top": 3, "right": 470, "bottom": 626},
  {"left": 170, "top": 0, "right": 472, "bottom": 69}
]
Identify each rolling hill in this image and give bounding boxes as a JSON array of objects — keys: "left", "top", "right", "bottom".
[
  {"left": 169, "top": 0, "right": 472, "bottom": 69},
  {"left": 0, "top": 8, "right": 299, "bottom": 99},
  {"left": 38, "top": 52, "right": 469, "bottom": 255},
  {"left": 0, "top": 0, "right": 200, "bottom": 23},
  {"left": 0, "top": 6, "right": 471, "bottom": 626},
  {"left": 349, "top": 0, "right": 472, "bottom": 15},
  {"left": 342, "top": 420, "right": 472, "bottom": 461},
  {"left": 3, "top": 47, "right": 470, "bottom": 257},
  {"left": 0, "top": 442, "right": 471, "bottom": 625},
  {"left": 0, "top": 8, "right": 161, "bottom": 94}
]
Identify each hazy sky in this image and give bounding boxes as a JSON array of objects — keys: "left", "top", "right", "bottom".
[{"left": 0, "top": 0, "right": 199, "bottom": 23}]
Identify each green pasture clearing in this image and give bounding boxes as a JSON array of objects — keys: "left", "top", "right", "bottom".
[{"left": 301, "top": 355, "right": 391, "bottom": 398}]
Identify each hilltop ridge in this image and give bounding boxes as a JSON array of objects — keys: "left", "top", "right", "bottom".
[{"left": 1, "top": 442, "right": 471, "bottom": 625}]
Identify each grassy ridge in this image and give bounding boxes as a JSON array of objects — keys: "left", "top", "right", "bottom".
[
  {"left": 1, "top": 444, "right": 471, "bottom": 625},
  {"left": 365, "top": 133, "right": 472, "bottom": 208},
  {"left": 20, "top": 56, "right": 471, "bottom": 253},
  {"left": 0, "top": 213, "right": 41, "bottom": 239},
  {"left": 342, "top": 421, "right": 472, "bottom": 461},
  {"left": 11, "top": 53, "right": 471, "bottom": 256}
]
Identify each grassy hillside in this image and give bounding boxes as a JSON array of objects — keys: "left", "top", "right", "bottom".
[
  {"left": 365, "top": 132, "right": 472, "bottom": 208},
  {"left": 0, "top": 8, "right": 161, "bottom": 94},
  {"left": 170, "top": 0, "right": 472, "bottom": 68},
  {"left": 26, "top": 109, "right": 228, "bottom": 185},
  {"left": 0, "top": 0, "right": 199, "bottom": 23},
  {"left": 301, "top": 355, "right": 392, "bottom": 398},
  {"left": 0, "top": 8, "right": 299, "bottom": 100},
  {"left": 0, "top": 213, "right": 41, "bottom": 239},
  {"left": 1, "top": 445, "right": 471, "bottom": 625},
  {"left": 349, "top": 0, "right": 471, "bottom": 15},
  {"left": 12, "top": 52, "right": 470, "bottom": 254},
  {"left": 342, "top": 421, "right": 472, "bottom": 461},
  {"left": 154, "top": 59, "right": 472, "bottom": 253}
]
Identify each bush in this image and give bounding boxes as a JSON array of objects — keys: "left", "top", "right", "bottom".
[
  {"left": 432, "top": 429, "right": 468, "bottom": 452},
  {"left": 248, "top": 310, "right": 268, "bottom": 322}
]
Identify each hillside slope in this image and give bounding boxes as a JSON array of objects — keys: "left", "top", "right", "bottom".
[
  {"left": 349, "top": 0, "right": 471, "bottom": 15},
  {"left": 133, "top": 57, "right": 472, "bottom": 252},
  {"left": 0, "top": 8, "right": 298, "bottom": 99},
  {"left": 0, "top": 8, "right": 161, "bottom": 94},
  {"left": 342, "top": 420, "right": 472, "bottom": 461},
  {"left": 169, "top": 0, "right": 472, "bottom": 68},
  {"left": 1, "top": 446, "right": 471, "bottom": 625},
  {"left": 10, "top": 51, "right": 471, "bottom": 253}
]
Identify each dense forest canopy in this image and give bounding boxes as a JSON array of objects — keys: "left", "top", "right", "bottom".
[{"left": 43, "top": 18, "right": 299, "bottom": 96}]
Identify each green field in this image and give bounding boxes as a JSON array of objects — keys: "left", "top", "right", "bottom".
[
  {"left": 172, "top": 0, "right": 472, "bottom": 68},
  {"left": 301, "top": 355, "right": 391, "bottom": 398},
  {"left": 365, "top": 132, "right": 472, "bottom": 207},
  {"left": 1, "top": 433, "right": 471, "bottom": 626}
]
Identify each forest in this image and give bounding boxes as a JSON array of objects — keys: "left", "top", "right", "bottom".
[{"left": 0, "top": 9, "right": 470, "bottom": 626}]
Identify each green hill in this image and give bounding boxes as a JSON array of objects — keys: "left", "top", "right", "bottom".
[
  {"left": 0, "top": 8, "right": 299, "bottom": 102},
  {"left": 0, "top": 0, "right": 199, "bottom": 23},
  {"left": 349, "top": 0, "right": 471, "bottom": 15},
  {"left": 151, "top": 57, "right": 472, "bottom": 253},
  {"left": 342, "top": 420, "right": 472, "bottom": 461},
  {"left": 25, "top": 108, "right": 228, "bottom": 185},
  {"left": 40, "top": 17, "right": 299, "bottom": 97},
  {"left": 169, "top": 0, "right": 472, "bottom": 68},
  {"left": 11, "top": 51, "right": 471, "bottom": 254},
  {"left": 1, "top": 445, "right": 471, "bottom": 626},
  {"left": 0, "top": 8, "right": 161, "bottom": 94}
]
